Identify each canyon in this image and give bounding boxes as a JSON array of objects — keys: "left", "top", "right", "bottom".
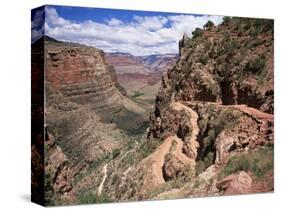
[
  {"left": 32, "top": 17, "right": 274, "bottom": 206},
  {"left": 105, "top": 52, "right": 177, "bottom": 103}
]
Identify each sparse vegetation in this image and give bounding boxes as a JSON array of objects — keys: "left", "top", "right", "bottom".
[
  {"left": 146, "top": 177, "right": 183, "bottom": 199},
  {"left": 131, "top": 90, "right": 145, "bottom": 98},
  {"left": 120, "top": 151, "right": 135, "bottom": 167},
  {"left": 244, "top": 55, "right": 266, "bottom": 74},
  {"left": 111, "top": 148, "right": 121, "bottom": 159},
  {"left": 199, "top": 55, "right": 208, "bottom": 65},
  {"left": 111, "top": 174, "right": 119, "bottom": 185},
  {"left": 73, "top": 154, "right": 110, "bottom": 186},
  {"left": 219, "top": 145, "right": 273, "bottom": 180},
  {"left": 78, "top": 192, "right": 112, "bottom": 204},
  {"left": 197, "top": 108, "right": 242, "bottom": 172},
  {"left": 44, "top": 172, "right": 56, "bottom": 206},
  {"left": 140, "top": 138, "right": 162, "bottom": 158}
]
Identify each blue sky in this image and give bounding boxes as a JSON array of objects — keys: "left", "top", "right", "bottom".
[{"left": 31, "top": 5, "right": 223, "bottom": 56}]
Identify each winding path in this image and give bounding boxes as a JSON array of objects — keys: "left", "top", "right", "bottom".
[
  {"left": 171, "top": 101, "right": 200, "bottom": 156},
  {"left": 231, "top": 104, "right": 273, "bottom": 121},
  {"left": 148, "top": 100, "right": 273, "bottom": 198},
  {"left": 98, "top": 163, "right": 108, "bottom": 195},
  {"left": 186, "top": 101, "right": 273, "bottom": 121},
  {"left": 146, "top": 101, "right": 199, "bottom": 185}
]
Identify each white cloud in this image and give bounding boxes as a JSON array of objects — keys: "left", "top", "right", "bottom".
[
  {"left": 43, "top": 7, "right": 223, "bottom": 56},
  {"left": 133, "top": 15, "right": 168, "bottom": 30},
  {"left": 45, "top": 7, "right": 71, "bottom": 27},
  {"left": 107, "top": 18, "right": 123, "bottom": 26}
]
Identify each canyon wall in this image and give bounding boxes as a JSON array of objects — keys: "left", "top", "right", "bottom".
[
  {"left": 45, "top": 36, "right": 125, "bottom": 112},
  {"left": 155, "top": 18, "right": 273, "bottom": 114}
]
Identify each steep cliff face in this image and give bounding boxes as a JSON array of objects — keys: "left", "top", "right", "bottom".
[
  {"left": 45, "top": 37, "right": 125, "bottom": 112},
  {"left": 156, "top": 18, "right": 273, "bottom": 114},
  {"left": 41, "top": 37, "right": 147, "bottom": 204}
]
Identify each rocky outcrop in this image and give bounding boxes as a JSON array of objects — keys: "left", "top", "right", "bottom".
[
  {"left": 216, "top": 171, "right": 253, "bottom": 195},
  {"left": 214, "top": 132, "right": 235, "bottom": 164},
  {"left": 163, "top": 153, "right": 185, "bottom": 181},
  {"left": 45, "top": 129, "right": 72, "bottom": 194}
]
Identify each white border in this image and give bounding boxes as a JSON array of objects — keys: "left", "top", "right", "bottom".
[{"left": 0, "top": 0, "right": 280, "bottom": 211}]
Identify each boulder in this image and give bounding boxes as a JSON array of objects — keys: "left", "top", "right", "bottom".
[
  {"left": 214, "top": 131, "right": 234, "bottom": 164},
  {"left": 216, "top": 171, "right": 252, "bottom": 195},
  {"left": 163, "top": 154, "right": 184, "bottom": 181}
]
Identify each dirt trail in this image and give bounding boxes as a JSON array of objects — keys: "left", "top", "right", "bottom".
[
  {"left": 98, "top": 163, "right": 108, "bottom": 195},
  {"left": 171, "top": 101, "right": 200, "bottom": 156},
  {"left": 185, "top": 101, "right": 273, "bottom": 121},
  {"left": 147, "top": 138, "right": 174, "bottom": 184},
  {"left": 145, "top": 101, "right": 199, "bottom": 185},
  {"left": 171, "top": 135, "right": 194, "bottom": 165},
  {"left": 231, "top": 105, "right": 273, "bottom": 120},
  {"left": 148, "top": 101, "right": 273, "bottom": 198}
]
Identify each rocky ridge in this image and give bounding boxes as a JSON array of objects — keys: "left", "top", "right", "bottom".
[{"left": 148, "top": 17, "right": 274, "bottom": 197}]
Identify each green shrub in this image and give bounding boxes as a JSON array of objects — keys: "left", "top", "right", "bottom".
[
  {"left": 111, "top": 174, "right": 119, "bottom": 185},
  {"left": 198, "top": 108, "right": 241, "bottom": 166},
  {"left": 78, "top": 192, "right": 112, "bottom": 204},
  {"left": 209, "top": 109, "right": 240, "bottom": 135},
  {"left": 209, "top": 47, "right": 216, "bottom": 58},
  {"left": 223, "top": 16, "right": 231, "bottom": 25},
  {"left": 121, "top": 152, "right": 134, "bottom": 167},
  {"left": 140, "top": 138, "right": 162, "bottom": 159},
  {"left": 249, "top": 26, "right": 260, "bottom": 36},
  {"left": 222, "top": 154, "right": 250, "bottom": 176},
  {"left": 196, "top": 152, "right": 215, "bottom": 175},
  {"left": 223, "top": 31, "right": 231, "bottom": 42},
  {"left": 111, "top": 148, "right": 120, "bottom": 159},
  {"left": 261, "top": 19, "right": 273, "bottom": 32},
  {"left": 199, "top": 55, "right": 208, "bottom": 65},
  {"left": 225, "top": 40, "right": 240, "bottom": 55},
  {"left": 196, "top": 160, "right": 206, "bottom": 175},
  {"left": 220, "top": 146, "right": 273, "bottom": 179},
  {"left": 192, "top": 27, "right": 203, "bottom": 38},
  {"left": 244, "top": 56, "right": 266, "bottom": 74},
  {"left": 252, "top": 19, "right": 273, "bottom": 33},
  {"left": 204, "top": 20, "right": 215, "bottom": 29},
  {"left": 44, "top": 173, "right": 55, "bottom": 206},
  {"left": 131, "top": 90, "right": 145, "bottom": 98}
]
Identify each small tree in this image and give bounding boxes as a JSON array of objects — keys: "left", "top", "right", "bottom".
[
  {"left": 223, "top": 16, "right": 231, "bottom": 25},
  {"left": 204, "top": 20, "right": 215, "bottom": 29},
  {"left": 192, "top": 27, "right": 203, "bottom": 38}
]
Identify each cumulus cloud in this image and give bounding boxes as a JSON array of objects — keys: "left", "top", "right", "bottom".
[
  {"left": 41, "top": 6, "right": 223, "bottom": 56},
  {"left": 133, "top": 15, "right": 168, "bottom": 30},
  {"left": 107, "top": 18, "right": 123, "bottom": 26},
  {"left": 45, "top": 7, "right": 71, "bottom": 27}
]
